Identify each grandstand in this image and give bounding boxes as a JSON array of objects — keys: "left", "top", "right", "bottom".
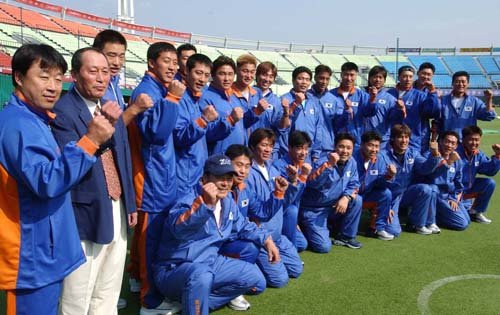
[{"left": 0, "top": 0, "right": 499, "bottom": 101}]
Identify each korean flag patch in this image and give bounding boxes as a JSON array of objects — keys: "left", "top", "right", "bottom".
[
  {"left": 406, "top": 101, "right": 413, "bottom": 106},
  {"left": 309, "top": 108, "right": 315, "bottom": 115},
  {"left": 268, "top": 104, "right": 274, "bottom": 110},
  {"left": 378, "top": 99, "right": 386, "bottom": 104},
  {"left": 325, "top": 103, "right": 333, "bottom": 108},
  {"left": 369, "top": 169, "right": 379, "bottom": 175},
  {"left": 407, "top": 158, "right": 415, "bottom": 164},
  {"left": 464, "top": 106, "right": 473, "bottom": 112},
  {"left": 351, "top": 102, "right": 359, "bottom": 107},
  {"left": 241, "top": 199, "right": 249, "bottom": 207},
  {"left": 449, "top": 167, "right": 456, "bottom": 173},
  {"left": 346, "top": 171, "right": 352, "bottom": 177},
  {"left": 229, "top": 211, "right": 234, "bottom": 221},
  {"left": 475, "top": 161, "right": 480, "bottom": 167}
]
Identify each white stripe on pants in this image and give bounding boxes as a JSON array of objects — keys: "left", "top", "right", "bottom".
[{"left": 59, "top": 199, "right": 127, "bottom": 315}]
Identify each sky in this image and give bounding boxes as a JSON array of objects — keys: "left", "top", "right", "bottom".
[{"left": 45, "top": 0, "right": 500, "bottom": 48}]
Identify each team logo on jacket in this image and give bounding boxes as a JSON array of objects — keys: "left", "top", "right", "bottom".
[
  {"left": 325, "top": 103, "right": 333, "bottom": 108},
  {"left": 406, "top": 101, "right": 413, "bottom": 106},
  {"left": 449, "top": 167, "right": 456, "bottom": 173},
  {"left": 475, "top": 161, "right": 480, "bottom": 167},
  {"left": 351, "top": 102, "right": 359, "bottom": 107},
  {"left": 407, "top": 158, "right": 415, "bottom": 164},
  {"left": 378, "top": 99, "right": 386, "bottom": 104},
  {"left": 309, "top": 109, "right": 315, "bottom": 114},
  {"left": 268, "top": 105, "right": 273, "bottom": 110},
  {"left": 369, "top": 169, "right": 379, "bottom": 175},
  {"left": 464, "top": 106, "right": 473, "bottom": 112},
  {"left": 229, "top": 211, "right": 234, "bottom": 221},
  {"left": 241, "top": 199, "right": 249, "bottom": 207},
  {"left": 346, "top": 171, "right": 352, "bottom": 177}
]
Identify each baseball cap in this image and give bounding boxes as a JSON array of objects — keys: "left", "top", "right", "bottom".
[{"left": 204, "top": 154, "right": 237, "bottom": 176}]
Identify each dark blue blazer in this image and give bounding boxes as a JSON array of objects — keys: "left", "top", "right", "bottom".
[{"left": 52, "top": 86, "right": 136, "bottom": 244}]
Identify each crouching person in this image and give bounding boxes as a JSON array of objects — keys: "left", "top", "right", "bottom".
[{"left": 152, "top": 154, "right": 280, "bottom": 315}]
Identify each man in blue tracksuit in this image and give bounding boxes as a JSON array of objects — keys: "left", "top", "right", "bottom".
[
  {"left": 308, "top": 65, "right": 344, "bottom": 156},
  {"left": 174, "top": 54, "right": 234, "bottom": 194},
  {"left": 457, "top": 126, "right": 500, "bottom": 224},
  {"left": 273, "top": 130, "right": 313, "bottom": 251},
  {"left": 382, "top": 124, "right": 443, "bottom": 235},
  {"left": 152, "top": 155, "right": 280, "bottom": 315},
  {"left": 175, "top": 43, "right": 197, "bottom": 83},
  {"left": 247, "top": 128, "right": 304, "bottom": 288},
  {"left": 281, "top": 66, "right": 324, "bottom": 161},
  {"left": 387, "top": 66, "right": 440, "bottom": 153},
  {"left": 437, "top": 71, "right": 496, "bottom": 140},
  {"left": 354, "top": 131, "right": 397, "bottom": 240},
  {"left": 418, "top": 131, "right": 470, "bottom": 230},
  {"left": 252, "top": 61, "right": 290, "bottom": 159},
  {"left": 300, "top": 133, "right": 363, "bottom": 252},
  {"left": 127, "top": 42, "right": 184, "bottom": 314},
  {"left": 413, "top": 62, "right": 438, "bottom": 152},
  {"left": 0, "top": 44, "right": 114, "bottom": 315},
  {"left": 363, "top": 66, "right": 398, "bottom": 148},
  {"left": 198, "top": 56, "right": 265, "bottom": 155},
  {"left": 331, "top": 62, "right": 378, "bottom": 148}
]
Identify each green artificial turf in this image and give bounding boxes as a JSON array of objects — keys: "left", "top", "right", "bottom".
[{"left": 1, "top": 112, "right": 499, "bottom": 315}]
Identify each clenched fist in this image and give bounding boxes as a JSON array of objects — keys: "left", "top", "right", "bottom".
[
  {"left": 129, "top": 93, "right": 153, "bottom": 114},
  {"left": 275, "top": 176, "right": 289, "bottom": 193},
  {"left": 492, "top": 144, "right": 500, "bottom": 156},
  {"left": 230, "top": 107, "right": 244, "bottom": 123},
  {"left": 448, "top": 151, "right": 460, "bottom": 165},
  {"left": 201, "top": 182, "right": 218, "bottom": 207},
  {"left": 301, "top": 163, "right": 312, "bottom": 177},
  {"left": 86, "top": 115, "right": 115, "bottom": 146},
  {"left": 100, "top": 101, "right": 122, "bottom": 126},
  {"left": 286, "top": 165, "right": 298, "bottom": 183},
  {"left": 295, "top": 92, "right": 305, "bottom": 104},
  {"left": 386, "top": 164, "right": 397, "bottom": 177},
  {"left": 202, "top": 105, "right": 219, "bottom": 122},
  {"left": 169, "top": 80, "right": 186, "bottom": 98},
  {"left": 328, "top": 152, "right": 340, "bottom": 166},
  {"left": 258, "top": 99, "right": 270, "bottom": 112}
]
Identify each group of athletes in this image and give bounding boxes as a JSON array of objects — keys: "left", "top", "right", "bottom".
[{"left": 0, "top": 28, "right": 499, "bottom": 315}]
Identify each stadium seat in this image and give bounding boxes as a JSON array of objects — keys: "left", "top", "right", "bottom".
[
  {"left": 216, "top": 48, "right": 249, "bottom": 59},
  {"left": 442, "top": 56, "right": 483, "bottom": 75},
  {"left": 408, "top": 55, "right": 450, "bottom": 75},
  {"left": 477, "top": 56, "right": 500, "bottom": 75},
  {"left": 249, "top": 50, "right": 294, "bottom": 71},
  {"left": 432, "top": 74, "right": 452, "bottom": 88},
  {"left": 468, "top": 75, "right": 492, "bottom": 89},
  {"left": 195, "top": 45, "right": 221, "bottom": 62},
  {"left": 310, "top": 54, "right": 347, "bottom": 72},
  {"left": 343, "top": 55, "right": 381, "bottom": 70},
  {"left": 281, "top": 52, "right": 320, "bottom": 69}
]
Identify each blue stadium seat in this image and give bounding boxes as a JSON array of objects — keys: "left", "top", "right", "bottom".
[
  {"left": 477, "top": 56, "right": 500, "bottom": 75},
  {"left": 379, "top": 61, "right": 413, "bottom": 75},
  {"left": 490, "top": 74, "right": 500, "bottom": 82},
  {"left": 441, "top": 56, "right": 482, "bottom": 75},
  {"left": 468, "top": 75, "right": 492, "bottom": 88},
  {"left": 408, "top": 56, "right": 449, "bottom": 75},
  {"left": 432, "top": 74, "right": 452, "bottom": 88}
]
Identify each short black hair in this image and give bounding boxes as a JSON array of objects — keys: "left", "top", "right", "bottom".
[
  {"left": 398, "top": 65, "right": 415, "bottom": 76},
  {"left": 314, "top": 64, "right": 332, "bottom": 76},
  {"left": 147, "top": 42, "right": 176, "bottom": 62},
  {"left": 12, "top": 44, "right": 67, "bottom": 87},
  {"left": 361, "top": 131, "right": 382, "bottom": 144},
  {"left": 212, "top": 55, "right": 236, "bottom": 76},
  {"left": 462, "top": 125, "right": 483, "bottom": 138},
  {"left": 186, "top": 53, "right": 212, "bottom": 72},
  {"left": 335, "top": 133, "right": 355, "bottom": 147},
  {"left": 71, "top": 47, "right": 105, "bottom": 74},
  {"left": 249, "top": 128, "right": 276, "bottom": 150},
  {"left": 288, "top": 130, "right": 312, "bottom": 148},
  {"left": 341, "top": 62, "right": 358, "bottom": 73},
  {"left": 439, "top": 130, "right": 460, "bottom": 143},
  {"left": 368, "top": 65, "right": 387, "bottom": 80},
  {"left": 92, "top": 29, "right": 127, "bottom": 50},
  {"left": 418, "top": 62, "right": 435, "bottom": 74},
  {"left": 226, "top": 144, "right": 253, "bottom": 161},
  {"left": 452, "top": 71, "right": 470, "bottom": 83},
  {"left": 176, "top": 43, "right": 197, "bottom": 58},
  {"left": 292, "top": 66, "right": 312, "bottom": 81}
]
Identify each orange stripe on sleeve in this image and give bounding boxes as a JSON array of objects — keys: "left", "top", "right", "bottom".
[
  {"left": 176, "top": 196, "right": 204, "bottom": 224},
  {"left": 127, "top": 121, "right": 146, "bottom": 209},
  {"left": 165, "top": 92, "right": 181, "bottom": 104},
  {"left": 253, "top": 105, "right": 265, "bottom": 116},
  {"left": 0, "top": 164, "right": 20, "bottom": 290},
  {"left": 76, "top": 135, "right": 99, "bottom": 156},
  {"left": 6, "top": 290, "right": 16, "bottom": 315},
  {"left": 273, "top": 189, "right": 285, "bottom": 199},
  {"left": 195, "top": 117, "right": 208, "bottom": 129},
  {"left": 307, "top": 162, "right": 332, "bottom": 182},
  {"left": 226, "top": 115, "right": 236, "bottom": 126}
]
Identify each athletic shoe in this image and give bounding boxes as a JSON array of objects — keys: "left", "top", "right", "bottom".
[
  {"left": 129, "top": 277, "right": 141, "bottom": 293},
  {"left": 139, "top": 299, "right": 181, "bottom": 315},
  {"left": 472, "top": 213, "right": 492, "bottom": 224},
  {"left": 117, "top": 298, "right": 127, "bottom": 310},
  {"left": 333, "top": 237, "right": 362, "bottom": 249},
  {"left": 375, "top": 230, "right": 394, "bottom": 241},
  {"left": 427, "top": 223, "right": 441, "bottom": 234},
  {"left": 415, "top": 226, "right": 432, "bottom": 235},
  {"left": 228, "top": 295, "right": 251, "bottom": 311}
]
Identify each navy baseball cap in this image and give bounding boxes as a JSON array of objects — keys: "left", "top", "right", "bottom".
[{"left": 204, "top": 154, "right": 237, "bottom": 176}]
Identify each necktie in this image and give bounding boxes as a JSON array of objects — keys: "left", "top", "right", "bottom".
[{"left": 95, "top": 105, "right": 122, "bottom": 200}]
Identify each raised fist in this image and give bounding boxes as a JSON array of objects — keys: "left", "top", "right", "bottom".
[
  {"left": 429, "top": 141, "right": 440, "bottom": 156},
  {"left": 368, "top": 86, "right": 378, "bottom": 98},
  {"left": 301, "top": 163, "right": 312, "bottom": 177},
  {"left": 492, "top": 144, "right": 500, "bottom": 155},
  {"left": 274, "top": 176, "right": 289, "bottom": 193},
  {"left": 448, "top": 151, "right": 461, "bottom": 165},
  {"left": 100, "top": 101, "right": 122, "bottom": 126},
  {"left": 281, "top": 99, "right": 290, "bottom": 117},
  {"left": 396, "top": 99, "right": 405, "bottom": 110},
  {"left": 86, "top": 114, "right": 115, "bottom": 146},
  {"left": 258, "top": 99, "right": 270, "bottom": 112},
  {"left": 484, "top": 89, "right": 493, "bottom": 100},
  {"left": 202, "top": 105, "right": 219, "bottom": 122},
  {"left": 328, "top": 152, "right": 340, "bottom": 166},
  {"left": 169, "top": 80, "right": 186, "bottom": 98},
  {"left": 295, "top": 92, "right": 305, "bottom": 104},
  {"left": 386, "top": 164, "right": 397, "bottom": 177},
  {"left": 230, "top": 107, "right": 244, "bottom": 123},
  {"left": 130, "top": 93, "right": 153, "bottom": 114},
  {"left": 201, "top": 182, "right": 218, "bottom": 207},
  {"left": 286, "top": 165, "right": 298, "bottom": 183}
]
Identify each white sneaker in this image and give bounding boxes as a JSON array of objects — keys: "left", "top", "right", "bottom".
[
  {"left": 129, "top": 277, "right": 141, "bottom": 293},
  {"left": 375, "top": 230, "right": 394, "bottom": 241},
  {"left": 415, "top": 226, "right": 432, "bottom": 235},
  {"left": 473, "top": 213, "right": 492, "bottom": 224},
  {"left": 117, "top": 298, "right": 127, "bottom": 310},
  {"left": 139, "top": 299, "right": 181, "bottom": 315},
  {"left": 228, "top": 295, "right": 251, "bottom": 311},
  {"left": 427, "top": 223, "right": 441, "bottom": 234}
]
